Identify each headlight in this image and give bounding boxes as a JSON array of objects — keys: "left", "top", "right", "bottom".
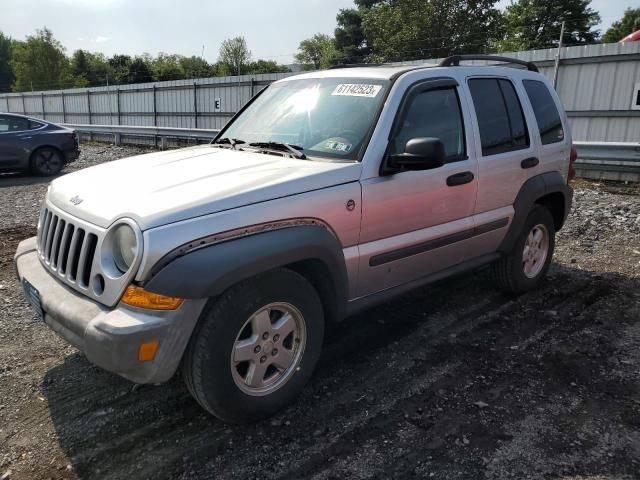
[{"left": 112, "top": 224, "right": 138, "bottom": 273}]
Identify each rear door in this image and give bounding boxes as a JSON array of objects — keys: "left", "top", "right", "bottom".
[{"left": 462, "top": 75, "right": 539, "bottom": 256}]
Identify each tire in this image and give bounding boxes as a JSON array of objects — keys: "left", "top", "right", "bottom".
[
  {"left": 182, "top": 268, "right": 324, "bottom": 424},
  {"left": 30, "top": 147, "right": 64, "bottom": 176},
  {"left": 492, "top": 204, "right": 556, "bottom": 294}
]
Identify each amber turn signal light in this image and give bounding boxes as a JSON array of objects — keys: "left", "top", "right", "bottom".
[
  {"left": 121, "top": 285, "right": 183, "bottom": 310},
  {"left": 138, "top": 340, "right": 160, "bottom": 362}
]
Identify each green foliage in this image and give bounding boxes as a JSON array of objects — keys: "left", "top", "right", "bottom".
[
  {"left": 361, "top": 0, "right": 503, "bottom": 61},
  {"left": 244, "top": 60, "right": 290, "bottom": 74},
  {"left": 498, "top": 0, "right": 601, "bottom": 51},
  {"left": 179, "top": 56, "right": 216, "bottom": 78},
  {"left": 602, "top": 8, "right": 640, "bottom": 43},
  {"left": 295, "top": 33, "right": 338, "bottom": 70},
  {"left": 11, "top": 27, "right": 71, "bottom": 91},
  {"left": 334, "top": 8, "right": 371, "bottom": 64},
  {"left": 150, "top": 53, "right": 183, "bottom": 81},
  {"left": 0, "top": 32, "right": 14, "bottom": 92},
  {"left": 218, "top": 37, "right": 252, "bottom": 75}
]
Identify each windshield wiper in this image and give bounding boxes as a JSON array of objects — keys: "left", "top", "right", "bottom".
[
  {"left": 248, "top": 141, "right": 307, "bottom": 159},
  {"left": 212, "top": 137, "right": 246, "bottom": 150}
]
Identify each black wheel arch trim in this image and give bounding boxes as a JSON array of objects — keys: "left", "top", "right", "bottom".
[
  {"left": 142, "top": 224, "right": 349, "bottom": 320},
  {"left": 499, "top": 171, "right": 573, "bottom": 254}
]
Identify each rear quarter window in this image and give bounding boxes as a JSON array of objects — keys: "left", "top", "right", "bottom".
[{"left": 523, "top": 80, "right": 564, "bottom": 145}]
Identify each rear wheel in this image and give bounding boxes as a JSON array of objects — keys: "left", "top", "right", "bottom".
[
  {"left": 182, "top": 268, "right": 324, "bottom": 423},
  {"left": 30, "top": 147, "right": 64, "bottom": 176},
  {"left": 493, "top": 205, "right": 555, "bottom": 293}
]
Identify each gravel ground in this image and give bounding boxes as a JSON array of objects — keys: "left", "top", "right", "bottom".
[{"left": 1, "top": 145, "right": 639, "bottom": 480}]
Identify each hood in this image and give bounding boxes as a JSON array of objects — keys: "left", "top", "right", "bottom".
[{"left": 48, "top": 145, "right": 362, "bottom": 230}]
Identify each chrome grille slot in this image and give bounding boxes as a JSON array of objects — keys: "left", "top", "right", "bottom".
[
  {"left": 58, "top": 224, "right": 74, "bottom": 275},
  {"left": 68, "top": 229, "right": 85, "bottom": 282}
]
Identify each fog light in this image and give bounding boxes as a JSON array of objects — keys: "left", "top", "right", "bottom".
[
  {"left": 121, "top": 285, "right": 183, "bottom": 310},
  {"left": 139, "top": 340, "right": 159, "bottom": 362}
]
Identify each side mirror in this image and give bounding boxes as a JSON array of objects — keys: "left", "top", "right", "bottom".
[{"left": 386, "top": 137, "right": 446, "bottom": 173}]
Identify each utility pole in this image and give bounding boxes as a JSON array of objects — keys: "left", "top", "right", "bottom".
[{"left": 553, "top": 20, "right": 565, "bottom": 89}]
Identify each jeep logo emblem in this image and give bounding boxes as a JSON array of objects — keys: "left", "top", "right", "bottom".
[{"left": 69, "top": 195, "right": 83, "bottom": 206}]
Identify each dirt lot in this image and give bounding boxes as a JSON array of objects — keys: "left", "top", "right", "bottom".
[{"left": 1, "top": 146, "right": 640, "bottom": 480}]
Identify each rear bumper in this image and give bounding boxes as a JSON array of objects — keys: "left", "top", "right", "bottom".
[
  {"left": 64, "top": 147, "right": 80, "bottom": 163},
  {"left": 14, "top": 237, "right": 206, "bottom": 384}
]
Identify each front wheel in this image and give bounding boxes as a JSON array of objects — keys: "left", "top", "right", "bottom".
[
  {"left": 493, "top": 205, "right": 556, "bottom": 293},
  {"left": 181, "top": 268, "right": 324, "bottom": 423}
]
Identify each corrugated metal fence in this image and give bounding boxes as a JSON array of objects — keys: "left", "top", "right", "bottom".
[{"left": 0, "top": 42, "right": 639, "bottom": 142}]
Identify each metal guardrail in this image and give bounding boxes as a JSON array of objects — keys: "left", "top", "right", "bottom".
[
  {"left": 573, "top": 141, "right": 640, "bottom": 182},
  {"left": 64, "top": 124, "right": 640, "bottom": 182},
  {"left": 64, "top": 124, "right": 220, "bottom": 149}
]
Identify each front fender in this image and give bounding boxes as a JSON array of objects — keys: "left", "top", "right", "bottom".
[{"left": 142, "top": 225, "right": 348, "bottom": 312}]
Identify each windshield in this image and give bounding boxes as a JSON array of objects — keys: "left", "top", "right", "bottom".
[{"left": 219, "top": 77, "right": 390, "bottom": 161}]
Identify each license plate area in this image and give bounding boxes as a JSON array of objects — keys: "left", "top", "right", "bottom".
[{"left": 22, "top": 278, "right": 44, "bottom": 321}]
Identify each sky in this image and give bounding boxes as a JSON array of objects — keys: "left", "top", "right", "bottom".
[{"left": 1, "top": 0, "right": 638, "bottom": 64}]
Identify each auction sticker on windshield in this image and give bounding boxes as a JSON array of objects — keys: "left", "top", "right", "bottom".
[{"left": 332, "top": 84, "right": 382, "bottom": 98}]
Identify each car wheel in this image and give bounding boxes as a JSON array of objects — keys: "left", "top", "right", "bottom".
[
  {"left": 492, "top": 205, "right": 556, "bottom": 294},
  {"left": 30, "top": 147, "right": 64, "bottom": 176},
  {"left": 182, "top": 268, "right": 324, "bottom": 424}
]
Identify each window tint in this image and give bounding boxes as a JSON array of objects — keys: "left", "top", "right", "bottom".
[
  {"left": 523, "top": 80, "right": 564, "bottom": 145},
  {"left": 394, "top": 87, "right": 466, "bottom": 161},
  {"left": 469, "top": 78, "right": 530, "bottom": 156},
  {"left": 0, "top": 115, "right": 29, "bottom": 132},
  {"left": 29, "top": 120, "right": 44, "bottom": 130}
]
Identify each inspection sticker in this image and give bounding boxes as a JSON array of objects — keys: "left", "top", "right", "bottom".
[{"left": 332, "top": 84, "right": 382, "bottom": 98}]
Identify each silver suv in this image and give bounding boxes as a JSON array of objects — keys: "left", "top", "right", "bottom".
[{"left": 15, "top": 56, "right": 575, "bottom": 423}]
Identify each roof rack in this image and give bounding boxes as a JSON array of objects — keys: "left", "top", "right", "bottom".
[{"left": 439, "top": 55, "right": 539, "bottom": 72}]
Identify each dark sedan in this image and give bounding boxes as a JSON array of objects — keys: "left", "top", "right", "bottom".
[{"left": 0, "top": 113, "right": 80, "bottom": 176}]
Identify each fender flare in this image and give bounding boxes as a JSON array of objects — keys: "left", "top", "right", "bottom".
[
  {"left": 499, "top": 171, "right": 573, "bottom": 253},
  {"left": 142, "top": 225, "right": 349, "bottom": 317}
]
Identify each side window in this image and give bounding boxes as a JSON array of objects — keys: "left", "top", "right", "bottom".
[
  {"left": 394, "top": 87, "right": 466, "bottom": 162},
  {"left": 468, "top": 78, "right": 530, "bottom": 156},
  {"left": 0, "top": 116, "right": 29, "bottom": 132},
  {"left": 29, "top": 120, "right": 44, "bottom": 130},
  {"left": 523, "top": 80, "right": 564, "bottom": 145}
]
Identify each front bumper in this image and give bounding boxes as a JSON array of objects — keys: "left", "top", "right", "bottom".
[{"left": 14, "top": 237, "right": 206, "bottom": 384}]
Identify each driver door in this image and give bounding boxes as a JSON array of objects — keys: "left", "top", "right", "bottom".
[{"left": 356, "top": 78, "right": 479, "bottom": 297}]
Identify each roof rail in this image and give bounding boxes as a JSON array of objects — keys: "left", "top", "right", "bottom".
[
  {"left": 439, "top": 55, "right": 539, "bottom": 72},
  {"left": 328, "top": 63, "right": 384, "bottom": 69}
]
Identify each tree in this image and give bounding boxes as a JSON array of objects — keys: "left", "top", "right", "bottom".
[
  {"left": 334, "top": 8, "right": 371, "bottom": 64},
  {"left": 295, "top": 33, "right": 338, "bottom": 70},
  {"left": 602, "top": 8, "right": 640, "bottom": 43},
  {"left": 244, "top": 59, "right": 290, "bottom": 74},
  {"left": 0, "top": 32, "right": 15, "bottom": 93},
  {"left": 361, "top": 0, "right": 503, "bottom": 62},
  {"left": 11, "top": 27, "right": 71, "bottom": 91},
  {"left": 129, "top": 57, "right": 153, "bottom": 83},
  {"left": 108, "top": 54, "right": 132, "bottom": 84},
  {"left": 70, "top": 49, "right": 91, "bottom": 87},
  {"left": 150, "top": 53, "right": 182, "bottom": 81},
  {"left": 498, "top": 0, "right": 600, "bottom": 51},
  {"left": 218, "top": 37, "right": 251, "bottom": 76},
  {"left": 179, "top": 56, "right": 215, "bottom": 78}
]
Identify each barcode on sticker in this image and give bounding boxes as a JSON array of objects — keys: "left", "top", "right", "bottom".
[{"left": 332, "top": 84, "right": 382, "bottom": 98}]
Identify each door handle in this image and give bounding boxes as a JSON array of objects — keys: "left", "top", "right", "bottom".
[
  {"left": 446, "top": 171, "right": 474, "bottom": 187},
  {"left": 521, "top": 157, "right": 539, "bottom": 169}
]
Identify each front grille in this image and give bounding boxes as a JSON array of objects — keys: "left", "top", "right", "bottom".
[{"left": 38, "top": 208, "right": 98, "bottom": 288}]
